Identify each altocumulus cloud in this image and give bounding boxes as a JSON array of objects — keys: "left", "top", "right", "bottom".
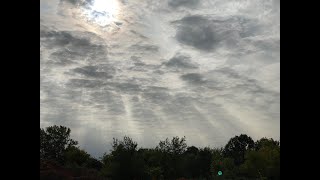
[{"left": 168, "top": 0, "right": 199, "bottom": 8}]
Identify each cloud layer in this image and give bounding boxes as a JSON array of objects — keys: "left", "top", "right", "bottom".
[{"left": 41, "top": 0, "right": 280, "bottom": 158}]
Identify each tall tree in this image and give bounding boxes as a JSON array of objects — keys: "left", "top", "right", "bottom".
[
  {"left": 156, "top": 136, "right": 187, "bottom": 179},
  {"left": 223, "top": 134, "right": 254, "bottom": 165},
  {"left": 40, "top": 125, "right": 78, "bottom": 164},
  {"left": 101, "top": 136, "right": 146, "bottom": 180}
]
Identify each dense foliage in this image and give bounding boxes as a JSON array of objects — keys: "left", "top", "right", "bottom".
[{"left": 40, "top": 125, "right": 280, "bottom": 180}]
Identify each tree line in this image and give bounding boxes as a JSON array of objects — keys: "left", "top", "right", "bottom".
[{"left": 40, "top": 125, "right": 280, "bottom": 180}]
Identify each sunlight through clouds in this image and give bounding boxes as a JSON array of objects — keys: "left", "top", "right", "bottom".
[{"left": 82, "top": 0, "right": 120, "bottom": 27}]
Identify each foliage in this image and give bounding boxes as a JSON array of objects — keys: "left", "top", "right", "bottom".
[
  {"left": 223, "top": 134, "right": 255, "bottom": 165},
  {"left": 156, "top": 136, "right": 187, "bottom": 155},
  {"left": 64, "top": 146, "right": 90, "bottom": 167},
  {"left": 40, "top": 125, "right": 78, "bottom": 164},
  {"left": 240, "top": 138, "right": 280, "bottom": 179},
  {"left": 101, "top": 136, "right": 146, "bottom": 180},
  {"left": 40, "top": 126, "right": 280, "bottom": 180}
]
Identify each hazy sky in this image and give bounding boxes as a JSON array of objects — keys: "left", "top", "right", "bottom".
[{"left": 40, "top": 0, "right": 280, "bottom": 158}]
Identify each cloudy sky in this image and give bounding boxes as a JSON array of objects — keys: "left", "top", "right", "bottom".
[{"left": 40, "top": 0, "right": 280, "bottom": 158}]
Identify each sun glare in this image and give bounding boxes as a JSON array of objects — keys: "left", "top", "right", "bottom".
[{"left": 83, "top": 0, "right": 120, "bottom": 27}]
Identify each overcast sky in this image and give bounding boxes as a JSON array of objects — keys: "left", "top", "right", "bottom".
[{"left": 40, "top": 0, "right": 280, "bottom": 158}]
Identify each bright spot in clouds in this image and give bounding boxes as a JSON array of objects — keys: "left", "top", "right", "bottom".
[{"left": 83, "top": 0, "right": 120, "bottom": 26}]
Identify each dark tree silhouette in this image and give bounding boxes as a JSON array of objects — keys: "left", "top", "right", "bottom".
[
  {"left": 156, "top": 136, "right": 187, "bottom": 155},
  {"left": 101, "top": 136, "right": 146, "bottom": 180},
  {"left": 40, "top": 126, "right": 280, "bottom": 180},
  {"left": 241, "top": 138, "right": 280, "bottom": 180},
  {"left": 255, "top": 137, "right": 280, "bottom": 151},
  {"left": 197, "top": 147, "right": 213, "bottom": 179},
  {"left": 223, "top": 134, "right": 255, "bottom": 165},
  {"left": 40, "top": 125, "right": 78, "bottom": 164},
  {"left": 155, "top": 136, "right": 188, "bottom": 179},
  {"left": 64, "top": 146, "right": 90, "bottom": 167}
]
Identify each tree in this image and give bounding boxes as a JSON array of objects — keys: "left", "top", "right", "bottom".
[
  {"left": 240, "top": 148, "right": 279, "bottom": 179},
  {"left": 185, "top": 146, "right": 199, "bottom": 155},
  {"left": 223, "top": 134, "right": 254, "bottom": 166},
  {"left": 239, "top": 137, "right": 280, "bottom": 179},
  {"left": 101, "top": 136, "right": 146, "bottom": 180},
  {"left": 156, "top": 136, "right": 187, "bottom": 179},
  {"left": 40, "top": 125, "right": 78, "bottom": 164},
  {"left": 64, "top": 146, "right": 90, "bottom": 167},
  {"left": 138, "top": 148, "right": 163, "bottom": 179},
  {"left": 197, "top": 147, "right": 213, "bottom": 179},
  {"left": 85, "top": 157, "right": 103, "bottom": 171},
  {"left": 255, "top": 137, "right": 280, "bottom": 151},
  {"left": 40, "top": 128, "right": 47, "bottom": 159},
  {"left": 182, "top": 146, "right": 200, "bottom": 178},
  {"left": 40, "top": 125, "right": 280, "bottom": 180},
  {"left": 156, "top": 136, "right": 187, "bottom": 155}
]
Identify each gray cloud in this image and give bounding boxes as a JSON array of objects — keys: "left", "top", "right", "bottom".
[
  {"left": 127, "top": 56, "right": 161, "bottom": 72},
  {"left": 237, "top": 17, "right": 263, "bottom": 38},
  {"left": 72, "top": 65, "right": 114, "bottom": 79},
  {"left": 114, "top": 82, "right": 142, "bottom": 93},
  {"left": 173, "top": 15, "right": 265, "bottom": 51},
  {"left": 164, "top": 54, "right": 198, "bottom": 69},
  {"left": 129, "top": 43, "right": 159, "bottom": 53},
  {"left": 41, "top": 30, "right": 108, "bottom": 63},
  {"left": 60, "top": 0, "right": 93, "bottom": 6},
  {"left": 168, "top": 0, "right": 199, "bottom": 8},
  {"left": 114, "top": 21, "right": 123, "bottom": 26},
  {"left": 142, "top": 87, "right": 171, "bottom": 105},
  {"left": 130, "top": 30, "right": 148, "bottom": 39},
  {"left": 48, "top": 50, "right": 77, "bottom": 65},
  {"left": 40, "top": 29, "right": 106, "bottom": 46},
  {"left": 203, "top": 67, "right": 279, "bottom": 117},
  {"left": 90, "top": 91, "right": 126, "bottom": 115},
  {"left": 181, "top": 73, "right": 207, "bottom": 84},
  {"left": 174, "top": 15, "right": 217, "bottom": 51},
  {"left": 67, "top": 79, "right": 105, "bottom": 88}
]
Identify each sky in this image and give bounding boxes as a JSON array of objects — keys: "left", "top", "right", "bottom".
[{"left": 40, "top": 0, "right": 280, "bottom": 158}]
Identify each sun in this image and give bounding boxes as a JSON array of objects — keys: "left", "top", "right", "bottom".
[{"left": 83, "top": 0, "right": 120, "bottom": 27}]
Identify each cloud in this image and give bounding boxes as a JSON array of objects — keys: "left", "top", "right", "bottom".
[
  {"left": 72, "top": 66, "right": 114, "bottom": 79},
  {"left": 129, "top": 43, "right": 159, "bottom": 53},
  {"left": 48, "top": 50, "right": 77, "bottom": 65},
  {"left": 168, "top": 0, "right": 199, "bottom": 8},
  {"left": 67, "top": 79, "right": 105, "bottom": 88},
  {"left": 164, "top": 54, "right": 198, "bottom": 69},
  {"left": 113, "top": 82, "right": 142, "bottom": 93},
  {"left": 127, "top": 56, "right": 161, "bottom": 72},
  {"left": 173, "top": 15, "right": 268, "bottom": 52},
  {"left": 89, "top": 91, "right": 126, "bottom": 115},
  {"left": 142, "top": 87, "right": 171, "bottom": 105},
  {"left": 174, "top": 15, "right": 217, "bottom": 51},
  {"left": 40, "top": 28, "right": 108, "bottom": 68},
  {"left": 60, "top": 0, "right": 93, "bottom": 6},
  {"left": 130, "top": 30, "right": 147, "bottom": 39},
  {"left": 41, "top": 30, "right": 107, "bottom": 53},
  {"left": 181, "top": 73, "right": 207, "bottom": 84},
  {"left": 203, "top": 67, "right": 279, "bottom": 116}
]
